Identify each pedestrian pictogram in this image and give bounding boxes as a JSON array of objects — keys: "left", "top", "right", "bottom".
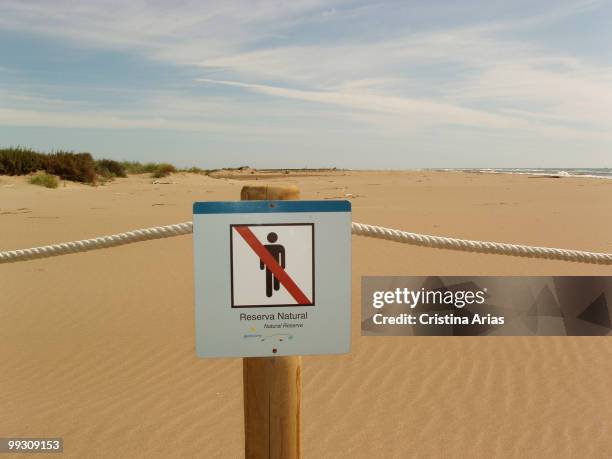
[
  {"left": 261, "top": 232, "right": 284, "bottom": 298},
  {"left": 231, "top": 223, "right": 314, "bottom": 307}
]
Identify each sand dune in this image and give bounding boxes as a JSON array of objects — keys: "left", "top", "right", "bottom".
[{"left": 1, "top": 171, "right": 611, "bottom": 457}]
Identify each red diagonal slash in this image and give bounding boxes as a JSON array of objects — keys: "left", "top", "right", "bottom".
[{"left": 234, "top": 225, "right": 312, "bottom": 305}]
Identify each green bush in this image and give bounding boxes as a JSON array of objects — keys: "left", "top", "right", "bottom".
[
  {"left": 1, "top": 148, "right": 97, "bottom": 183},
  {"left": 119, "top": 161, "right": 144, "bottom": 174},
  {"left": 0, "top": 147, "right": 46, "bottom": 175},
  {"left": 143, "top": 163, "right": 161, "bottom": 173},
  {"left": 1, "top": 147, "right": 178, "bottom": 183},
  {"left": 119, "top": 161, "right": 167, "bottom": 174},
  {"left": 28, "top": 172, "right": 59, "bottom": 189},
  {"left": 96, "top": 159, "right": 127, "bottom": 178},
  {"left": 45, "top": 152, "right": 97, "bottom": 183},
  {"left": 182, "top": 166, "right": 207, "bottom": 174},
  {"left": 152, "top": 163, "right": 177, "bottom": 178}
]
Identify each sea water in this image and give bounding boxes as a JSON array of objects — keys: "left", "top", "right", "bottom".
[{"left": 432, "top": 168, "right": 612, "bottom": 179}]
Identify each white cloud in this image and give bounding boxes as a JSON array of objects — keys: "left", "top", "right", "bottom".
[
  {"left": 196, "top": 78, "right": 522, "bottom": 129},
  {"left": 0, "top": 0, "right": 340, "bottom": 58},
  {"left": 1, "top": 0, "right": 611, "bottom": 164},
  {"left": 0, "top": 107, "right": 293, "bottom": 137}
]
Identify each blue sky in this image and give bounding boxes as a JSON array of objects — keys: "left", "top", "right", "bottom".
[{"left": 1, "top": 0, "right": 611, "bottom": 168}]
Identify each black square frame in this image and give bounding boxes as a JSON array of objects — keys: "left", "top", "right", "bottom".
[{"left": 229, "top": 223, "right": 315, "bottom": 308}]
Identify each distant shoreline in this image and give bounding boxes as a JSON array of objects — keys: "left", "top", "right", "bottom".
[
  {"left": 429, "top": 168, "right": 612, "bottom": 180},
  {"left": 204, "top": 167, "right": 612, "bottom": 181}
]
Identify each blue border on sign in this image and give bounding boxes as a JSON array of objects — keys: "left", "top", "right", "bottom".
[{"left": 193, "top": 200, "right": 351, "bottom": 214}]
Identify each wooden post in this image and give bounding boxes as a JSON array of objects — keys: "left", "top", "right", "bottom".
[
  {"left": 241, "top": 184, "right": 300, "bottom": 201},
  {"left": 242, "top": 184, "right": 302, "bottom": 459}
]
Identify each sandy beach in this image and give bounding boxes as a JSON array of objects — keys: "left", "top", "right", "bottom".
[{"left": 1, "top": 170, "right": 612, "bottom": 458}]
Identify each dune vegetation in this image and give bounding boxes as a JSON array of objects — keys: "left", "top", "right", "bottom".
[
  {"left": 0, "top": 147, "right": 184, "bottom": 184},
  {"left": 28, "top": 172, "right": 60, "bottom": 189}
]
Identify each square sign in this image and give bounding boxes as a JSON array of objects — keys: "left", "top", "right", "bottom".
[
  {"left": 230, "top": 223, "right": 314, "bottom": 308},
  {"left": 194, "top": 200, "right": 351, "bottom": 358}
]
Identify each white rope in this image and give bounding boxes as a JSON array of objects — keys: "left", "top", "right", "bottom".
[
  {"left": 0, "top": 221, "right": 610, "bottom": 265},
  {"left": 0, "top": 222, "right": 193, "bottom": 264},
  {"left": 351, "top": 222, "right": 612, "bottom": 265}
]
